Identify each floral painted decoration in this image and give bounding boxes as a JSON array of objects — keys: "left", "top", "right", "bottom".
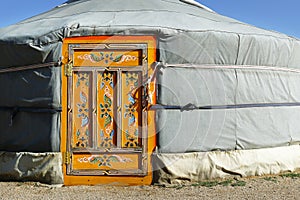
[{"left": 78, "top": 154, "right": 133, "bottom": 167}]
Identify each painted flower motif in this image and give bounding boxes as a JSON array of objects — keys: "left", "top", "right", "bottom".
[
  {"left": 89, "top": 155, "right": 112, "bottom": 167},
  {"left": 76, "top": 73, "right": 89, "bottom": 87},
  {"left": 77, "top": 91, "right": 89, "bottom": 127},
  {"left": 125, "top": 130, "right": 139, "bottom": 148},
  {"left": 79, "top": 155, "right": 133, "bottom": 168},
  {"left": 100, "top": 137, "right": 114, "bottom": 148},
  {"left": 75, "top": 129, "right": 89, "bottom": 147},
  {"left": 102, "top": 72, "right": 112, "bottom": 82},
  {"left": 126, "top": 72, "right": 139, "bottom": 87},
  {"left": 76, "top": 137, "right": 88, "bottom": 148},
  {"left": 104, "top": 53, "right": 114, "bottom": 64},
  {"left": 76, "top": 141, "right": 85, "bottom": 148},
  {"left": 124, "top": 103, "right": 136, "bottom": 125},
  {"left": 125, "top": 136, "right": 139, "bottom": 148},
  {"left": 124, "top": 104, "right": 136, "bottom": 118},
  {"left": 100, "top": 103, "right": 111, "bottom": 118},
  {"left": 100, "top": 130, "right": 114, "bottom": 148},
  {"left": 91, "top": 52, "right": 125, "bottom": 64},
  {"left": 100, "top": 155, "right": 110, "bottom": 166},
  {"left": 101, "top": 72, "right": 114, "bottom": 89},
  {"left": 77, "top": 103, "right": 88, "bottom": 115},
  {"left": 99, "top": 95, "right": 113, "bottom": 128},
  {"left": 90, "top": 53, "right": 104, "bottom": 62},
  {"left": 77, "top": 103, "right": 89, "bottom": 127}
]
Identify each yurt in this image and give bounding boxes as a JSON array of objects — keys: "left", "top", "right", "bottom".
[{"left": 1, "top": 0, "right": 300, "bottom": 185}]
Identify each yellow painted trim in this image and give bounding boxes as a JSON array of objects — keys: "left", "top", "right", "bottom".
[{"left": 61, "top": 36, "right": 157, "bottom": 186}]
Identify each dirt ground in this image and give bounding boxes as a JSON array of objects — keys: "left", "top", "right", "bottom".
[{"left": 1, "top": 174, "right": 300, "bottom": 200}]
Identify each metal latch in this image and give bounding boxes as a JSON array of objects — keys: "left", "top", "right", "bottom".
[
  {"left": 63, "top": 152, "right": 71, "bottom": 165},
  {"left": 103, "top": 170, "right": 111, "bottom": 175},
  {"left": 65, "top": 60, "right": 73, "bottom": 77}
]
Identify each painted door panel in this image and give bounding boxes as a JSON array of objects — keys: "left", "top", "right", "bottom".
[
  {"left": 69, "top": 69, "right": 146, "bottom": 175},
  {"left": 65, "top": 38, "right": 154, "bottom": 178},
  {"left": 62, "top": 36, "right": 156, "bottom": 185}
]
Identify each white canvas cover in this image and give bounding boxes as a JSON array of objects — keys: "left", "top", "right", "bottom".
[
  {"left": 0, "top": 152, "right": 63, "bottom": 184},
  {"left": 154, "top": 145, "right": 300, "bottom": 185}
]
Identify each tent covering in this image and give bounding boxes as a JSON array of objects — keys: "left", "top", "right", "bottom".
[{"left": 1, "top": 0, "right": 300, "bottom": 184}]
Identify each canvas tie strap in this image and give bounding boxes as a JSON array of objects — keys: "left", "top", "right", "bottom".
[
  {"left": 126, "top": 62, "right": 164, "bottom": 111},
  {"left": 0, "top": 61, "right": 61, "bottom": 74},
  {"left": 161, "top": 63, "right": 300, "bottom": 74},
  {"left": 151, "top": 103, "right": 300, "bottom": 111}
]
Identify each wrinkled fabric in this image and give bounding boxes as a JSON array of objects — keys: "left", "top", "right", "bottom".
[
  {"left": 0, "top": 66, "right": 61, "bottom": 108},
  {"left": 0, "top": 111, "right": 61, "bottom": 152},
  {"left": 0, "top": 65, "right": 61, "bottom": 152},
  {"left": 153, "top": 145, "right": 300, "bottom": 185},
  {"left": 0, "top": 152, "right": 63, "bottom": 185}
]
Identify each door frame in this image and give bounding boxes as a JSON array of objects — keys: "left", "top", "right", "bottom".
[{"left": 61, "top": 36, "right": 157, "bottom": 185}]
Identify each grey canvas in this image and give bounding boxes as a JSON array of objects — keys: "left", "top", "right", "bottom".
[
  {"left": 0, "top": 0, "right": 300, "bottom": 154},
  {"left": 157, "top": 106, "right": 300, "bottom": 153}
]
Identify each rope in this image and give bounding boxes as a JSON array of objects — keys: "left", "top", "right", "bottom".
[{"left": 0, "top": 62, "right": 60, "bottom": 74}]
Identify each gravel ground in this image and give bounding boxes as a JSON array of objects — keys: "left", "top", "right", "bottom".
[{"left": 1, "top": 174, "right": 300, "bottom": 200}]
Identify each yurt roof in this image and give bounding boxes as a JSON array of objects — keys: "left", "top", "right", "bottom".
[
  {"left": 0, "top": 0, "right": 300, "bottom": 68},
  {"left": 0, "top": 0, "right": 290, "bottom": 42}
]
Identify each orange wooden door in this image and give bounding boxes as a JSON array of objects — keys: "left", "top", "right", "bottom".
[{"left": 62, "top": 36, "right": 156, "bottom": 185}]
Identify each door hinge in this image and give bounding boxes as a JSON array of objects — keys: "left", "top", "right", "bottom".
[
  {"left": 63, "top": 152, "right": 71, "bottom": 165},
  {"left": 65, "top": 60, "right": 73, "bottom": 77}
]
